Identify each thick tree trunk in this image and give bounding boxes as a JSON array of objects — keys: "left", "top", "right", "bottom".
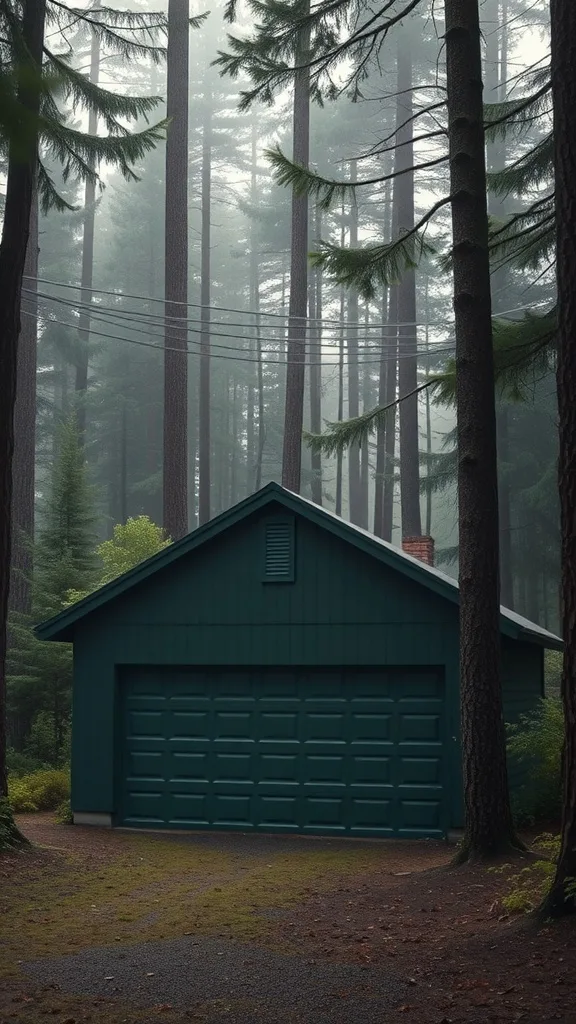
[
  {"left": 335, "top": 204, "right": 346, "bottom": 517},
  {"left": 360, "top": 301, "right": 371, "bottom": 527},
  {"left": 424, "top": 277, "right": 433, "bottom": 537},
  {"left": 309, "top": 206, "right": 323, "bottom": 505},
  {"left": 249, "top": 119, "right": 265, "bottom": 494},
  {"left": 0, "top": 0, "right": 45, "bottom": 840},
  {"left": 396, "top": 37, "right": 422, "bottom": 538},
  {"left": 373, "top": 173, "right": 393, "bottom": 539},
  {"left": 373, "top": 291, "right": 388, "bottom": 538},
  {"left": 446, "top": 0, "right": 520, "bottom": 861},
  {"left": 484, "top": 0, "right": 514, "bottom": 609},
  {"left": 163, "top": 0, "right": 189, "bottom": 539},
  {"left": 347, "top": 160, "right": 365, "bottom": 526},
  {"left": 198, "top": 99, "right": 212, "bottom": 525},
  {"left": 382, "top": 284, "right": 398, "bottom": 542},
  {"left": 75, "top": 1, "right": 100, "bottom": 438},
  {"left": 282, "top": 17, "right": 310, "bottom": 492},
  {"left": 541, "top": 0, "right": 576, "bottom": 917},
  {"left": 10, "top": 189, "right": 38, "bottom": 616}
]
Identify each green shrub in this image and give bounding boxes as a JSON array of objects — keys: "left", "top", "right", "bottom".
[
  {"left": 499, "top": 834, "right": 561, "bottom": 913},
  {"left": 507, "top": 697, "right": 563, "bottom": 822},
  {"left": 544, "top": 650, "right": 562, "bottom": 698},
  {"left": 8, "top": 768, "right": 70, "bottom": 813},
  {"left": 55, "top": 799, "right": 73, "bottom": 825},
  {"left": 6, "top": 748, "right": 47, "bottom": 777}
]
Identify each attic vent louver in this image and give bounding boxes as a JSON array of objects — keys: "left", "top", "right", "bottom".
[{"left": 263, "top": 518, "right": 295, "bottom": 582}]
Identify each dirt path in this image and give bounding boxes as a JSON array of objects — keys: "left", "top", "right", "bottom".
[{"left": 1, "top": 815, "right": 574, "bottom": 1024}]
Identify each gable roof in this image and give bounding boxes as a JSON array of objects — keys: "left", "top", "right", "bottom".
[{"left": 36, "top": 481, "right": 562, "bottom": 649}]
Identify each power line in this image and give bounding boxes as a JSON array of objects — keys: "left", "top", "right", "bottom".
[
  {"left": 23, "top": 307, "right": 458, "bottom": 366},
  {"left": 24, "top": 274, "right": 552, "bottom": 331},
  {"left": 25, "top": 274, "right": 451, "bottom": 330},
  {"left": 27, "top": 290, "right": 453, "bottom": 355}
]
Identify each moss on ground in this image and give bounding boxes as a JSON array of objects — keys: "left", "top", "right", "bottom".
[{"left": 0, "top": 829, "right": 384, "bottom": 978}]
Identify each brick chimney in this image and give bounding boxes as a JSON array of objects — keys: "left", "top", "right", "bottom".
[{"left": 402, "top": 536, "right": 435, "bottom": 567}]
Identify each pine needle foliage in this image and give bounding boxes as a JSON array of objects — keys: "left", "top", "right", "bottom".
[
  {"left": 7, "top": 416, "right": 98, "bottom": 766},
  {"left": 0, "top": 0, "right": 190, "bottom": 211}
]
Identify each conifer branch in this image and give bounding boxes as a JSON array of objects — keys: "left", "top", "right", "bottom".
[
  {"left": 305, "top": 380, "right": 436, "bottom": 456},
  {"left": 266, "top": 144, "right": 447, "bottom": 210}
]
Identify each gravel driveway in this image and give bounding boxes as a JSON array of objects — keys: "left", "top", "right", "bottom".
[{"left": 23, "top": 934, "right": 413, "bottom": 1023}]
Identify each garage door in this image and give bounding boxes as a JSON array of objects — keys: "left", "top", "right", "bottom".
[{"left": 119, "top": 668, "right": 447, "bottom": 837}]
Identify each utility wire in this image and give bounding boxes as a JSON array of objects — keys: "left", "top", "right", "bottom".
[
  {"left": 25, "top": 274, "right": 552, "bottom": 329},
  {"left": 23, "top": 307, "right": 458, "bottom": 366},
  {"left": 28, "top": 290, "right": 453, "bottom": 355}
]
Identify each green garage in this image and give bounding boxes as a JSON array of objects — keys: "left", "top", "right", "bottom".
[{"left": 36, "top": 483, "right": 561, "bottom": 839}]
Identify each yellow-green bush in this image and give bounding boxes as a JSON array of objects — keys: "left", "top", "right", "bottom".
[
  {"left": 8, "top": 768, "right": 70, "bottom": 813},
  {"left": 498, "top": 834, "right": 560, "bottom": 913}
]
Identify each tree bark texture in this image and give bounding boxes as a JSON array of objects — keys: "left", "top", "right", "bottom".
[
  {"left": 163, "top": 0, "right": 189, "bottom": 539},
  {"left": 198, "top": 99, "right": 212, "bottom": 526},
  {"left": 346, "top": 159, "right": 365, "bottom": 526},
  {"left": 309, "top": 205, "right": 323, "bottom": 505},
  {"left": 396, "top": 37, "right": 422, "bottom": 539},
  {"left": 282, "top": 16, "right": 310, "bottom": 493},
  {"left": 382, "top": 284, "right": 398, "bottom": 542},
  {"left": 0, "top": 0, "right": 46, "bottom": 812},
  {"left": 373, "top": 173, "right": 393, "bottom": 539},
  {"left": 542, "top": 0, "right": 576, "bottom": 917},
  {"left": 360, "top": 302, "right": 371, "bottom": 527},
  {"left": 10, "top": 189, "right": 38, "bottom": 616},
  {"left": 335, "top": 205, "right": 346, "bottom": 517},
  {"left": 75, "top": 0, "right": 100, "bottom": 438},
  {"left": 445, "top": 0, "right": 519, "bottom": 860},
  {"left": 249, "top": 119, "right": 265, "bottom": 493},
  {"left": 484, "top": 0, "right": 514, "bottom": 609}
]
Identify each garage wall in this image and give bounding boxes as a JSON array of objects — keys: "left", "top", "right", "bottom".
[
  {"left": 68, "top": 503, "right": 544, "bottom": 828},
  {"left": 70, "top": 507, "right": 460, "bottom": 819}
]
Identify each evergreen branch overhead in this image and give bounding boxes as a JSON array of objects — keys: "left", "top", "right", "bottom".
[
  {"left": 266, "top": 144, "right": 447, "bottom": 209},
  {"left": 310, "top": 197, "right": 450, "bottom": 299},
  {"left": 215, "top": 0, "right": 425, "bottom": 105},
  {"left": 484, "top": 81, "right": 551, "bottom": 140},
  {"left": 305, "top": 380, "right": 435, "bottom": 457},
  {"left": 39, "top": 116, "right": 168, "bottom": 192},
  {"left": 47, "top": 1, "right": 169, "bottom": 64},
  {"left": 44, "top": 50, "right": 162, "bottom": 131},
  {"left": 487, "top": 135, "right": 553, "bottom": 199},
  {"left": 433, "top": 310, "right": 557, "bottom": 405}
]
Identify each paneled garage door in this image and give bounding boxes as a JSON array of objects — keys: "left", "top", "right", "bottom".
[{"left": 119, "top": 668, "right": 447, "bottom": 837}]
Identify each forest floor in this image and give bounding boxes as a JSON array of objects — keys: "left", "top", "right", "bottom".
[{"left": 0, "top": 815, "right": 574, "bottom": 1024}]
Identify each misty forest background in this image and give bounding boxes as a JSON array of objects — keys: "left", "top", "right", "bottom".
[{"left": 6, "top": 0, "right": 559, "bottom": 768}]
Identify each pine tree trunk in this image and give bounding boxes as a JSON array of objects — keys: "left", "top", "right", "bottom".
[
  {"left": 163, "top": 0, "right": 189, "bottom": 539},
  {"left": 424, "top": 277, "right": 433, "bottom": 537},
  {"left": 249, "top": 119, "right": 265, "bottom": 493},
  {"left": 396, "top": 37, "right": 422, "bottom": 538},
  {"left": 360, "top": 301, "right": 371, "bottom": 527},
  {"left": 335, "top": 286, "right": 345, "bottom": 517},
  {"left": 10, "top": 188, "right": 38, "bottom": 616},
  {"left": 335, "top": 204, "right": 346, "bottom": 517},
  {"left": 484, "top": 0, "right": 514, "bottom": 609},
  {"left": 347, "top": 160, "right": 364, "bottom": 526},
  {"left": 445, "top": 0, "right": 520, "bottom": 861},
  {"left": 0, "top": 0, "right": 45, "bottom": 834},
  {"left": 282, "top": 17, "right": 310, "bottom": 492},
  {"left": 374, "top": 290, "right": 388, "bottom": 538},
  {"left": 541, "top": 0, "right": 576, "bottom": 917},
  {"left": 309, "top": 206, "right": 323, "bottom": 505},
  {"left": 198, "top": 99, "right": 212, "bottom": 524},
  {"left": 75, "top": 1, "right": 100, "bottom": 438},
  {"left": 373, "top": 173, "right": 393, "bottom": 539},
  {"left": 382, "top": 284, "right": 398, "bottom": 542}
]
